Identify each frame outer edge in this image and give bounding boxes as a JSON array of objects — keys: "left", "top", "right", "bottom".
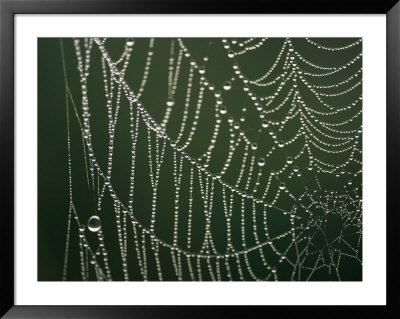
[
  {"left": 1, "top": 0, "right": 399, "bottom": 317},
  {"left": 0, "top": 0, "right": 15, "bottom": 317},
  {"left": 387, "top": 2, "right": 400, "bottom": 316}
]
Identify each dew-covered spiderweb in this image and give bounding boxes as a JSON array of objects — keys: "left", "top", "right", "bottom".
[{"left": 60, "top": 37, "right": 362, "bottom": 281}]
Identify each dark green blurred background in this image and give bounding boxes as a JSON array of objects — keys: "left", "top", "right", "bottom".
[{"left": 38, "top": 38, "right": 362, "bottom": 281}]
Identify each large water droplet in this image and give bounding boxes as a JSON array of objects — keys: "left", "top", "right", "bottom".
[
  {"left": 228, "top": 50, "right": 235, "bottom": 58},
  {"left": 251, "top": 142, "right": 257, "bottom": 151},
  {"left": 286, "top": 156, "right": 293, "bottom": 164},
  {"left": 278, "top": 140, "right": 285, "bottom": 148},
  {"left": 88, "top": 215, "right": 101, "bottom": 232},
  {"left": 279, "top": 182, "right": 286, "bottom": 190},
  {"left": 262, "top": 119, "right": 269, "bottom": 128},
  {"left": 219, "top": 105, "right": 227, "bottom": 115},
  {"left": 198, "top": 66, "right": 206, "bottom": 74}
]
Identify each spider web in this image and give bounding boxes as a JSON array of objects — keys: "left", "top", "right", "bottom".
[{"left": 59, "top": 37, "right": 362, "bottom": 281}]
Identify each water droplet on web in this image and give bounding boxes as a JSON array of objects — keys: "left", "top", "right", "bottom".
[
  {"left": 293, "top": 166, "right": 299, "bottom": 172},
  {"left": 219, "top": 105, "right": 227, "bottom": 115},
  {"left": 223, "top": 81, "right": 232, "bottom": 90},
  {"left": 258, "top": 158, "right": 265, "bottom": 167},
  {"left": 286, "top": 156, "right": 293, "bottom": 164},
  {"left": 279, "top": 182, "right": 286, "bottom": 190},
  {"left": 166, "top": 98, "right": 175, "bottom": 107},
  {"left": 126, "top": 40, "right": 134, "bottom": 47},
  {"left": 198, "top": 66, "right": 206, "bottom": 74},
  {"left": 251, "top": 142, "right": 257, "bottom": 151},
  {"left": 228, "top": 50, "right": 235, "bottom": 58},
  {"left": 278, "top": 140, "right": 284, "bottom": 148},
  {"left": 262, "top": 119, "right": 269, "bottom": 128},
  {"left": 88, "top": 215, "right": 101, "bottom": 232},
  {"left": 348, "top": 179, "right": 352, "bottom": 185}
]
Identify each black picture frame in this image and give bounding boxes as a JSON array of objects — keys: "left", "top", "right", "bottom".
[{"left": 1, "top": 0, "right": 399, "bottom": 318}]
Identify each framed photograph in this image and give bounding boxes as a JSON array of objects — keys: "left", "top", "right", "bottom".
[{"left": 1, "top": 0, "right": 398, "bottom": 317}]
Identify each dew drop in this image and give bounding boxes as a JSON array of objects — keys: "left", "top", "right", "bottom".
[
  {"left": 293, "top": 165, "right": 299, "bottom": 172},
  {"left": 227, "top": 50, "right": 235, "bottom": 58},
  {"left": 258, "top": 158, "right": 265, "bottom": 167},
  {"left": 286, "top": 156, "right": 293, "bottom": 164},
  {"left": 88, "top": 215, "right": 101, "bottom": 232},
  {"left": 219, "top": 105, "right": 227, "bottom": 115},
  {"left": 166, "top": 98, "right": 175, "bottom": 107},
  {"left": 198, "top": 66, "right": 206, "bottom": 74},
  {"left": 279, "top": 182, "right": 286, "bottom": 190},
  {"left": 278, "top": 140, "right": 285, "bottom": 148},
  {"left": 223, "top": 81, "right": 232, "bottom": 90},
  {"left": 251, "top": 142, "right": 258, "bottom": 151},
  {"left": 261, "top": 119, "right": 269, "bottom": 128}
]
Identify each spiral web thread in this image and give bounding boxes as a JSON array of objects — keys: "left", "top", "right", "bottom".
[{"left": 60, "top": 37, "right": 362, "bottom": 281}]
